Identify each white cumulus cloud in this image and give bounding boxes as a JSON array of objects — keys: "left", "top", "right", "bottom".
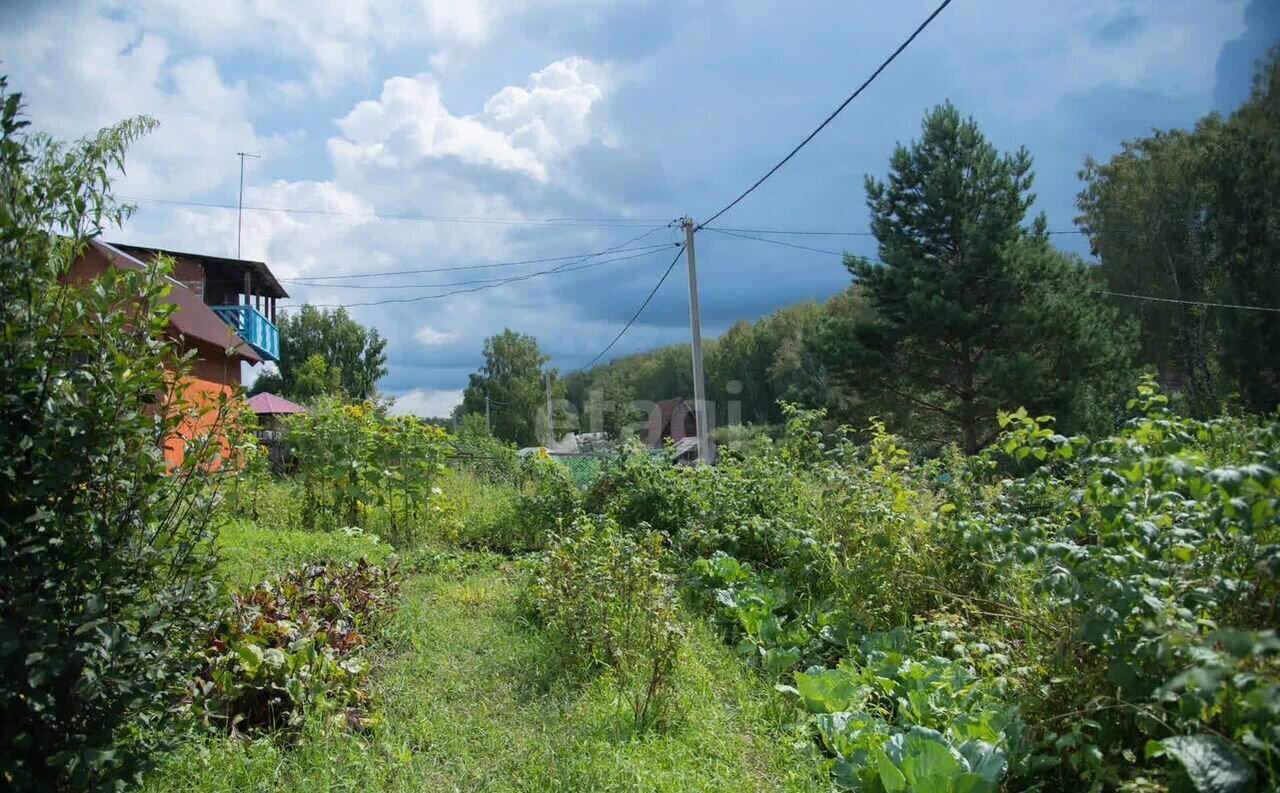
[
  {"left": 329, "top": 57, "right": 612, "bottom": 182},
  {"left": 390, "top": 388, "right": 464, "bottom": 418},
  {"left": 415, "top": 326, "right": 459, "bottom": 347}
]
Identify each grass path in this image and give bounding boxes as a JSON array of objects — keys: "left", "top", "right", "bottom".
[{"left": 147, "top": 553, "right": 827, "bottom": 792}]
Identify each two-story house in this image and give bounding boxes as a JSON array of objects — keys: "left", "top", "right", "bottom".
[{"left": 70, "top": 239, "right": 287, "bottom": 465}]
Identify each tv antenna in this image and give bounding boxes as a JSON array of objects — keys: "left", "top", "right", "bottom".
[{"left": 236, "top": 151, "right": 261, "bottom": 258}]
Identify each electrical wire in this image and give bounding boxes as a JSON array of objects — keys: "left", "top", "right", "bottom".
[
  {"left": 121, "top": 194, "right": 669, "bottom": 229},
  {"left": 708, "top": 226, "right": 875, "bottom": 237},
  {"left": 703, "top": 227, "right": 848, "bottom": 256},
  {"left": 697, "top": 0, "right": 956, "bottom": 229},
  {"left": 286, "top": 246, "right": 673, "bottom": 290},
  {"left": 283, "top": 243, "right": 674, "bottom": 285},
  {"left": 706, "top": 225, "right": 1095, "bottom": 237},
  {"left": 576, "top": 244, "right": 687, "bottom": 372},
  {"left": 706, "top": 225, "right": 1280, "bottom": 314},
  {"left": 287, "top": 240, "right": 680, "bottom": 310},
  {"left": 284, "top": 223, "right": 675, "bottom": 283}
]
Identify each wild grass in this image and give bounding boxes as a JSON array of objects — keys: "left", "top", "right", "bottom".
[
  {"left": 214, "top": 519, "right": 394, "bottom": 591},
  {"left": 146, "top": 555, "right": 826, "bottom": 792}
]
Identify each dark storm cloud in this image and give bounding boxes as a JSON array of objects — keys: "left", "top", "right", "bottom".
[{"left": 1214, "top": 0, "right": 1280, "bottom": 112}]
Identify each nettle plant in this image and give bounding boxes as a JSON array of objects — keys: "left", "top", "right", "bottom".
[
  {"left": 981, "top": 379, "right": 1280, "bottom": 791},
  {"left": 286, "top": 398, "right": 454, "bottom": 544},
  {"left": 530, "top": 515, "right": 684, "bottom": 733}
]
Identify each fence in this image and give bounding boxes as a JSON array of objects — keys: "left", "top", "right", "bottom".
[
  {"left": 547, "top": 452, "right": 612, "bottom": 488},
  {"left": 450, "top": 448, "right": 671, "bottom": 489}
]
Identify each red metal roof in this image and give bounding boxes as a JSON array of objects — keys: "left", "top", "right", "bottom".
[
  {"left": 90, "top": 240, "right": 263, "bottom": 364},
  {"left": 247, "top": 392, "right": 306, "bottom": 415}
]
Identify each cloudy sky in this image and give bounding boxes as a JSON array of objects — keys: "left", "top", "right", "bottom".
[{"left": 3, "top": 0, "right": 1276, "bottom": 416}]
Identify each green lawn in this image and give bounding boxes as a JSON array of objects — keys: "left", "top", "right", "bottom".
[{"left": 147, "top": 553, "right": 827, "bottom": 792}]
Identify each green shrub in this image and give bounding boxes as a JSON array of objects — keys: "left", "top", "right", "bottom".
[
  {"left": 529, "top": 516, "right": 683, "bottom": 732},
  {"left": 514, "top": 452, "right": 582, "bottom": 550},
  {"left": 0, "top": 84, "right": 235, "bottom": 790},
  {"left": 454, "top": 413, "right": 521, "bottom": 484},
  {"left": 553, "top": 379, "right": 1280, "bottom": 790},
  {"left": 434, "top": 470, "right": 525, "bottom": 551},
  {"left": 220, "top": 440, "right": 304, "bottom": 530},
  {"left": 286, "top": 398, "right": 454, "bottom": 545},
  {"left": 970, "top": 380, "right": 1280, "bottom": 789}
]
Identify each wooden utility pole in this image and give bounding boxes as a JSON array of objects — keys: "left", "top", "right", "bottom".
[
  {"left": 681, "top": 218, "right": 711, "bottom": 463},
  {"left": 544, "top": 371, "right": 554, "bottom": 447},
  {"left": 485, "top": 394, "right": 491, "bottom": 434}
]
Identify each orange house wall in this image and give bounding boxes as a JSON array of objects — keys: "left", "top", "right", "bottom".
[
  {"left": 163, "top": 340, "right": 245, "bottom": 468},
  {"left": 66, "top": 248, "right": 248, "bottom": 467}
]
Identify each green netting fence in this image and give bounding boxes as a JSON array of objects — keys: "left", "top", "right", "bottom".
[
  {"left": 549, "top": 453, "right": 612, "bottom": 488},
  {"left": 548, "top": 450, "right": 674, "bottom": 488}
]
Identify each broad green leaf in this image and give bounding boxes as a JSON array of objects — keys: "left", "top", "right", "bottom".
[
  {"left": 875, "top": 749, "right": 908, "bottom": 793},
  {"left": 793, "top": 667, "right": 862, "bottom": 713},
  {"left": 956, "top": 740, "right": 1006, "bottom": 789},
  {"left": 1158, "top": 734, "right": 1254, "bottom": 793},
  {"left": 901, "top": 735, "right": 963, "bottom": 787},
  {"left": 762, "top": 646, "right": 802, "bottom": 675},
  {"left": 832, "top": 758, "right": 865, "bottom": 791},
  {"left": 234, "top": 642, "right": 264, "bottom": 672}
]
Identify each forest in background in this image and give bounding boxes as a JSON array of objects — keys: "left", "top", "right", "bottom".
[{"left": 548, "top": 50, "right": 1280, "bottom": 452}]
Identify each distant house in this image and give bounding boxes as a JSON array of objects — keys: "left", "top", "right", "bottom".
[
  {"left": 247, "top": 392, "right": 306, "bottom": 438},
  {"left": 68, "top": 239, "right": 287, "bottom": 466},
  {"left": 643, "top": 398, "right": 698, "bottom": 449},
  {"left": 247, "top": 392, "right": 305, "bottom": 470}
]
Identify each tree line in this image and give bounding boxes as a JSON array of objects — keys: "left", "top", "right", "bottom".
[
  {"left": 459, "top": 49, "right": 1279, "bottom": 452},
  {"left": 269, "top": 49, "right": 1280, "bottom": 453}
]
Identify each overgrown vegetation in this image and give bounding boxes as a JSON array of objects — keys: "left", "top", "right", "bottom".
[
  {"left": 7, "top": 44, "right": 1280, "bottom": 793},
  {"left": 523, "top": 380, "right": 1278, "bottom": 791},
  {"left": 530, "top": 516, "right": 685, "bottom": 732},
  {"left": 285, "top": 398, "right": 454, "bottom": 543},
  {"left": 188, "top": 561, "right": 399, "bottom": 735}
]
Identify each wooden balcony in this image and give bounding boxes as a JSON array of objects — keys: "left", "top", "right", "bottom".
[{"left": 210, "top": 304, "right": 280, "bottom": 362}]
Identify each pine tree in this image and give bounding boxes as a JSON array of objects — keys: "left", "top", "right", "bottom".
[{"left": 819, "top": 102, "right": 1134, "bottom": 452}]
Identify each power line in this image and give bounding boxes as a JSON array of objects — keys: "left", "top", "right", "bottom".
[
  {"left": 287, "top": 245, "right": 674, "bottom": 291},
  {"left": 576, "top": 244, "right": 688, "bottom": 371},
  {"left": 707, "top": 225, "right": 1095, "bottom": 237},
  {"left": 703, "top": 227, "right": 848, "bottom": 256},
  {"left": 708, "top": 225, "right": 1280, "bottom": 314},
  {"left": 710, "top": 226, "right": 875, "bottom": 237},
  {"left": 281, "top": 241, "right": 674, "bottom": 284},
  {"left": 121, "top": 194, "right": 669, "bottom": 229},
  {"left": 1085, "top": 289, "right": 1280, "bottom": 314},
  {"left": 697, "top": 0, "right": 956, "bottom": 229},
  {"left": 289, "top": 238, "right": 680, "bottom": 310}
]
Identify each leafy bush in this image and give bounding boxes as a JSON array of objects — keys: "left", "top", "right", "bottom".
[
  {"left": 432, "top": 469, "right": 528, "bottom": 551},
  {"left": 968, "top": 380, "right": 1280, "bottom": 790},
  {"left": 286, "top": 398, "right": 454, "bottom": 545},
  {"left": 529, "top": 516, "right": 683, "bottom": 731},
  {"left": 585, "top": 440, "right": 820, "bottom": 574},
  {"left": 0, "top": 83, "right": 243, "bottom": 790},
  {"left": 513, "top": 452, "right": 582, "bottom": 550},
  {"left": 532, "top": 376, "right": 1280, "bottom": 790},
  {"left": 453, "top": 413, "right": 521, "bottom": 484},
  {"left": 219, "top": 436, "right": 303, "bottom": 529},
  {"left": 187, "top": 561, "right": 399, "bottom": 735}
]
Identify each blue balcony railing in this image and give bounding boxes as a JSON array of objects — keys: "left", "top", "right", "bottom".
[{"left": 210, "top": 304, "right": 280, "bottom": 362}]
